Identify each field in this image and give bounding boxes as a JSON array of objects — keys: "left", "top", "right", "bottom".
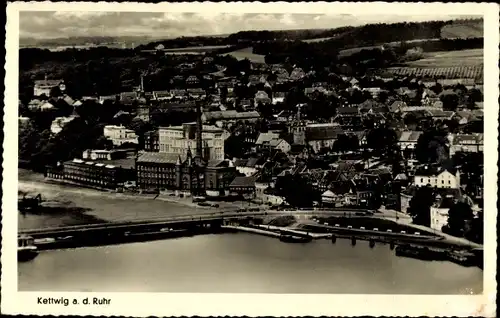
[
  {"left": 386, "top": 48, "right": 483, "bottom": 79},
  {"left": 162, "top": 45, "right": 230, "bottom": 52},
  {"left": 338, "top": 45, "right": 381, "bottom": 58},
  {"left": 222, "top": 47, "right": 266, "bottom": 64},
  {"left": 302, "top": 36, "right": 337, "bottom": 43},
  {"left": 406, "top": 48, "right": 483, "bottom": 68},
  {"left": 441, "top": 21, "right": 483, "bottom": 39}
]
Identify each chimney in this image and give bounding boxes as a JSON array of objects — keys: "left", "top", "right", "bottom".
[{"left": 195, "top": 101, "right": 203, "bottom": 159}]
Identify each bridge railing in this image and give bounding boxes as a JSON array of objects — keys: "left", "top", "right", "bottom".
[{"left": 19, "top": 211, "right": 270, "bottom": 235}]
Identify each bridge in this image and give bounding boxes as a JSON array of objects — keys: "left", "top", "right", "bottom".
[{"left": 19, "top": 212, "right": 270, "bottom": 239}]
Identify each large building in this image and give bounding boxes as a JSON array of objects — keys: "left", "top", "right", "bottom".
[
  {"left": 138, "top": 102, "right": 236, "bottom": 195},
  {"left": 159, "top": 122, "right": 228, "bottom": 161},
  {"left": 413, "top": 166, "right": 461, "bottom": 189},
  {"left": 33, "top": 77, "right": 65, "bottom": 97},
  {"left": 103, "top": 125, "right": 139, "bottom": 146},
  {"left": 46, "top": 159, "right": 130, "bottom": 189}
]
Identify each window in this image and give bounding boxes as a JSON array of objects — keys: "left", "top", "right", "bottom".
[
  {"left": 420, "top": 178, "right": 424, "bottom": 183},
  {"left": 448, "top": 180, "right": 451, "bottom": 184},
  {"left": 442, "top": 180, "right": 444, "bottom": 184}
]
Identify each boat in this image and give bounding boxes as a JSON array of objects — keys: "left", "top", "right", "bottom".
[
  {"left": 18, "top": 235, "right": 38, "bottom": 262},
  {"left": 394, "top": 244, "right": 446, "bottom": 261},
  {"left": 279, "top": 234, "right": 312, "bottom": 243},
  {"left": 447, "top": 250, "right": 476, "bottom": 267}
]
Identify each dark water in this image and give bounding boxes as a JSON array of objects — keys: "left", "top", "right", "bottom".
[{"left": 18, "top": 233, "right": 483, "bottom": 294}]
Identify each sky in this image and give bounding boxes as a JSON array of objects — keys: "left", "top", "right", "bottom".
[{"left": 19, "top": 11, "right": 473, "bottom": 40}]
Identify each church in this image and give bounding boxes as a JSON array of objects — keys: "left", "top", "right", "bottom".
[{"left": 136, "top": 102, "right": 237, "bottom": 196}]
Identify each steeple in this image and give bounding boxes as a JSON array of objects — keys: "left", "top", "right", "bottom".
[
  {"left": 176, "top": 155, "right": 182, "bottom": 165},
  {"left": 187, "top": 146, "right": 192, "bottom": 166}
]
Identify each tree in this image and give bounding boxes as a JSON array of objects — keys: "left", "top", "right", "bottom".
[
  {"left": 50, "top": 86, "right": 62, "bottom": 98},
  {"left": 466, "top": 211, "right": 483, "bottom": 244},
  {"left": 224, "top": 134, "right": 246, "bottom": 159},
  {"left": 440, "top": 91, "right": 459, "bottom": 111},
  {"left": 407, "top": 186, "right": 434, "bottom": 226},
  {"left": 446, "top": 202, "right": 473, "bottom": 236},
  {"left": 415, "top": 129, "right": 449, "bottom": 164},
  {"left": 274, "top": 174, "right": 318, "bottom": 208}
]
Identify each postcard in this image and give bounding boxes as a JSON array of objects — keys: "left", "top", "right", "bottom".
[{"left": 2, "top": 2, "right": 497, "bottom": 316}]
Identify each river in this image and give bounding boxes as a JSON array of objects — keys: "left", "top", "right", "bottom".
[{"left": 18, "top": 233, "right": 483, "bottom": 294}]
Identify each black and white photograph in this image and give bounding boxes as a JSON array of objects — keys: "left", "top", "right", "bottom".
[{"left": 2, "top": 2, "right": 497, "bottom": 317}]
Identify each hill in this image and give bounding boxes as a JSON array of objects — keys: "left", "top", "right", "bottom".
[{"left": 441, "top": 19, "right": 483, "bottom": 39}]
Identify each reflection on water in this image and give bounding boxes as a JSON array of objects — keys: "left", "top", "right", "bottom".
[{"left": 19, "top": 233, "right": 483, "bottom": 294}]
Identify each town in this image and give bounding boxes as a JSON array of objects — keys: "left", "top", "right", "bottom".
[{"left": 18, "top": 18, "right": 484, "bottom": 250}]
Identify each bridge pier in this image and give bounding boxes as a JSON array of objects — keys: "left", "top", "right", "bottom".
[
  {"left": 331, "top": 235, "right": 337, "bottom": 244},
  {"left": 351, "top": 237, "right": 356, "bottom": 246},
  {"left": 390, "top": 242, "right": 395, "bottom": 250},
  {"left": 369, "top": 239, "right": 375, "bottom": 248}
]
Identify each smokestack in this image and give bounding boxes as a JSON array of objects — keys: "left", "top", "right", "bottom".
[{"left": 196, "top": 101, "right": 203, "bottom": 159}]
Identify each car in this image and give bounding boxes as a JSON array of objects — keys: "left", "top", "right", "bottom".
[
  {"left": 373, "top": 228, "right": 379, "bottom": 231},
  {"left": 324, "top": 222, "right": 329, "bottom": 226},
  {"left": 360, "top": 226, "right": 365, "bottom": 230},
  {"left": 415, "top": 232, "right": 420, "bottom": 235},
  {"left": 387, "top": 229, "right": 392, "bottom": 233},
  {"left": 335, "top": 224, "right": 340, "bottom": 227},
  {"left": 347, "top": 225, "right": 353, "bottom": 229},
  {"left": 400, "top": 230, "right": 406, "bottom": 234}
]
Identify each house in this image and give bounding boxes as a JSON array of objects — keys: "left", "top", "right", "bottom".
[
  {"left": 153, "top": 90, "right": 173, "bottom": 101},
  {"left": 187, "top": 88, "right": 206, "bottom": 99},
  {"left": 247, "top": 75, "right": 261, "bottom": 87},
  {"left": 171, "top": 89, "right": 188, "bottom": 100},
  {"left": 398, "top": 131, "right": 423, "bottom": 159},
  {"left": 305, "top": 123, "right": 343, "bottom": 153},
  {"left": 453, "top": 111, "right": 479, "bottom": 125},
  {"left": 82, "top": 149, "right": 129, "bottom": 161},
  {"left": 426, "top": 109, "right": 455, "bottom": 121},
  {"left": 255, "top": 131, "right": 281, "bottom": 148},
  {"left": 170, "top": 75, "right": 185, "bottom": 85},
  {"left": 267, "top": 138, "right": 291, "bottom": 153},
  {"left": 449, "top": 133, "right": 484, "bottom": 156},
  {"left": 34, "top": 77, "right": 65, "bottom": 97},
  {"left": 389, "top": 101, "right": 407, "bottom": 113},
  {"left": 275, "top": 69, "right": 290, "bottom": 83},
  {"left": 40, "top": 101, "right": 55, "bottom": 111},
  {"left": 103, "top": 125, "right": 139, "bottom": 146},
  {"left": 429, "top": 188, "right": 467, "bottom": 231},
  {"left": 334, "top": 107, "right": 362, "bottom": 129},
  {"left": 275, "top": 110, "right": 295, "bottom": 122},
  {"left": 27, "top": 99, "right": 42, "bottom": 111},
  {"left": 290, "top": 67, "right": 306, "bottom": 81},
  {"left": 50, "top": 116, "right": 77, "bottom": 135},
  {"left": 238, "top": 99, "right": 253, "bottom": 111},
  {"left": 201, "top": 110, "right": 261, "bottom": 124},
  {"left": 186, "top": 75, "right": 200, "bottom": 85},
  {"left": 228, "top": 176, "right": 256, "bottom": 199},
  {"left": 97, "top": 95, "right": 116, "bottom": 104},
  {"left": 430, "top": 196, "right": 457, "bottom": 231},
  {"left": 272, "top": 92, "right": 286, "bottom": 104},
  {"left": 61, "top": 95, "right": 75, "bottom": 106},
  {"left": 136, "top": 105, "right": 151, "bottom": 122},
  {"left": 321, "top": 190, "right": 337, "bottom": 205},
  {"left": 413, "top": 166, "right": 460, "bottom": 189},
  {"left": 120, "top": 92, "right": 137, "bottom": 105},
  {"left": 203, "top": 56, "right": 214, "bottom": 64},
  {"left": 233, "top": 157, "right": 259, "bottom": 177},
  {"left": 254, "top": 91, "right": 271, "bottom": 105}
]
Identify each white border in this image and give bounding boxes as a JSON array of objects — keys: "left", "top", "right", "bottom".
[{"left": 3, "top": 2, "right": 498, "bottom": 316}]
